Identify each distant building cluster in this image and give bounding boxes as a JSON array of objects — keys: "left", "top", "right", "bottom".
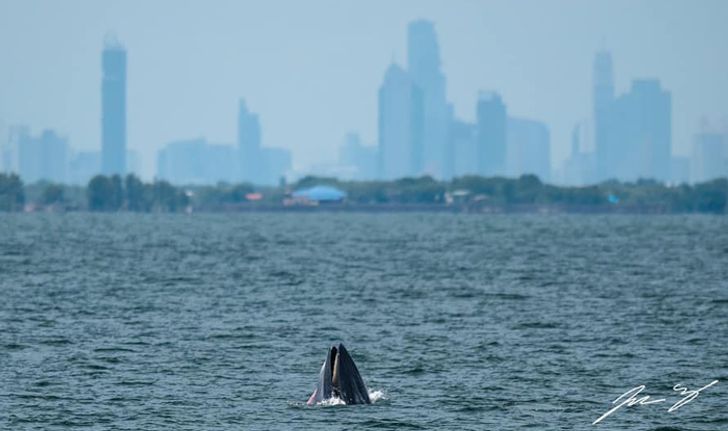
[
  {"left": 563, "top": 52, "right": 673, "bottom": 184},
  {"left": 1, "top": 38, "right": 139, "bottom": 185},
  {"left": 562, "top": 50, "right": 728, "bottom": 185},
  {"left": 1, "top": 126, "right": 139, "bottom": 185},
  {"left": 1, "top": 36, "right": 291, "bottom": 186},
  {"left": 1, "top": 23, "right": 727, "bottom": 186},
  {"left": 156, "top": 100, "right": 291, "bottom": 185},
  {"left": 368, "top": 21, "right": 550, "bottom": 182},
  {"left": 339, "top": 23, "right": 726, "bottom": 185}
]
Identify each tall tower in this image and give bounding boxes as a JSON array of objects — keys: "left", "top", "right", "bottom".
[
  {"left": 101, "top": 36, "right": 127, "bottom": 176},
  {"left": 407, "top": 20, "right": 450, "bottom": 177},
  {"left": 378, "top": 63, "right": 424, "bottom": 180},
  {"left": 593, "top": 50, "right": 614, "bottom": 181},
  {"left": 613, "top": 80, "right": 671, "bottom": 181},
  {"left": 238, "top": 99, "right": 262, "bottom": 183},
  {"left": 476, "top": 92, "right": 507, "bottom": 177}
]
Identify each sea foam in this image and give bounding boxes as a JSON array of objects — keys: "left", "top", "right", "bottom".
[{"left": 314, "top": 389, "right": 386, "bottom": 406}]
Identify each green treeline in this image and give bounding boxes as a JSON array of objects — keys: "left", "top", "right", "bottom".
[
  {"left": 294, "top": 174, "right": 728, "bottom": 213},
  {"left": 0, "top": 173, "right": 24, "bottom": 211},
  {"left": 1, "top": 172, "right": 727, "bottom": 213},
  {"left": 86, "top": 175, "right": 190, "bottom": 212}
]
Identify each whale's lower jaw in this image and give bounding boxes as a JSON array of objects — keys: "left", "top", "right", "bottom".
[{"left": 306, "top": 388, "right": 319, "bottom": 405}]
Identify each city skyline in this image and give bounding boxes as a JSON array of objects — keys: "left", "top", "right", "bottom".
[{"left": 1, "top": 0, "right": 728, "bottom": 183}]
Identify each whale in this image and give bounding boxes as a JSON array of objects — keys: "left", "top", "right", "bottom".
[{"left": 307, "top": 343, "right": 371, "bottom": 405}]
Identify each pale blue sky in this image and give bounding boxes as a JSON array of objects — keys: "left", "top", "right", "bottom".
[{"left": 1, "top": 0, "right": 727, "bottom": 179}]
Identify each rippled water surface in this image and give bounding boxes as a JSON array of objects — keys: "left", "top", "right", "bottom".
[{"left": 1, "top": 213, "right": 727, "bottom": 430}]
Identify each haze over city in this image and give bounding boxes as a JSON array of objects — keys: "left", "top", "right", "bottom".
[
  {"left": 2, "top": 3, "right": 728, "bottom": 429},
  {"left": 1, "top": 0, "right": 727, "bottom": 183}
]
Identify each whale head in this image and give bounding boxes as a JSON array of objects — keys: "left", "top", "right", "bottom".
[{"left": 307, "top": 343, "right": 371, "bottom": 405}]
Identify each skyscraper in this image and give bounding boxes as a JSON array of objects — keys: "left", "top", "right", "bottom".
[
  {"left": 610, "top": 79, "right": 672, "bottom": 181},
  {"left": 101, "top": 36, "right": 127, "bottom": 176},
  {"left": 407, "top": 20, "right": 451, "bottom": 177},
  {"left": 238, "top": 99, "right": 262, "bottom": 183},
  {"left": 476, "top": 92, "right": 507, "bottom": 177},
  {"left": 157, "top": 138, "right": 239, "bottom": 185},
  {"left": 593, "top": 51, "right": 671, "bottom": 182},
  {"left": 2, "top": 125, "right": 24, "bottom": 175},
  {"left": 15, "top": 127, "right": 36, "bottom": 181},
  {"left": 448, "top": 119, "right": 477, "bottom": 178},
  {"left": 692, "top": 132, "right": 727, "bottom": 182},
  {"left": 68, "top": 151, "right": 101, "bottom": 185},
  {"left": 378, "top": 63, "right": 424, "bottom": 180},
  {"left": 507, "top": 117, "right": 551, "bottom": 181},
  {"left": 339, "top": 133, "right": 377, "bottom": 180},
  {"left": 593, "top": 50, "right": 614, "bottom": 181},
  {"left": 17, "top": 129, "right": 68, "bottom": 183},
  {"left": 563, "top": 120, "right": 596, "bottom": 185},
  {"left": 260, "top": 147, "right": 292, "bottom": 185}
]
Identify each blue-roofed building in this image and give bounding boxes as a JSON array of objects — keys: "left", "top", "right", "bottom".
[{"left": 291, "top": 185, "right": 346, "bottom": 203}]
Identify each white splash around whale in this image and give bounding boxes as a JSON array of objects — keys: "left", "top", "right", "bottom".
[
  {"left": 314, "top": 389, "right": 386, "bottom": 406},
  {"left": 368, "top": 389, "right": 386, "bottom": 402}
]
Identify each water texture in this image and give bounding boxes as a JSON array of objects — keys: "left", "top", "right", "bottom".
[{"left": 1, "top": 213, "right": 727, "bottom": 430}]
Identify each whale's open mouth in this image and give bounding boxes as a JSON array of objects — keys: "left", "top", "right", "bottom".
[
  {"left": 329, "top": 346, "right": 338, "bottom": 376},
  {"left": 308, "top": 343, "right": 371, "bottom": 405},
  {"left": 330, "top": 346, "right": 340, "bottom": 396}
]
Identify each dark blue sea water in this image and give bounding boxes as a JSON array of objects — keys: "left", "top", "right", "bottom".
[{"left": 1, "top": 213, "right": 727, "bottom": 430}]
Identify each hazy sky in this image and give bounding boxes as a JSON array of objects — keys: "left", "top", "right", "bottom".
[{"left": 1, "top": 0, "right": 727, "bottom": 179}]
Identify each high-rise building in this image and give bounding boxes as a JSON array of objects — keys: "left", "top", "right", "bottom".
[
  {"left": 609, "top": 79, "right": 672, "bottom": 181},
  {"left": 339, "top": 133, "right": 377, "bottom": 180},
  {"left": 507, "top": 117, "right": 551, "bottom": 181},
  {"left": 563, "top": 120, "right": 596, "bottom": 185},
  {"left": 238, "top": 99, "right": 262, "bottom": 183},
  {"left": 593, "top": 50, "right": 614, "bottom": 181},
  {"left": 593, "top": 51, "right": 671, "bottom": 182},
  {"left": 157, "top": 138, "right": 238, "bottom": 185},
  {"left": 157, "top": 139, "right": 206, "bottom": 184},
  {"left": 261, "top": 147, "right": 292, "bottom": 185},
  {"left": 692, "top": 132, "right": 727, "bottom": 183},
  {"left": 448, "top": 119, "right": 477, "bottom": 178},
  {"left": 475, "top": 92, "right": 507, "bottom": 177},
  {"left": 17, "top": 129, "right": 68, "bottom": 183},
  {"left": 236, "top": 100, "right": 290, "bottom": 185},
  {"left": 15, "top": 128, "right": 36, "bottom": 181},
  {"left": 68, "top": 151, "right": 101, "bottom": 185},
  {"left": 2, "top": 125, "right": 24, "bottom": 174},
  {"left": 207, "top": 143, "right": 242, "bottom": 184},
  {"left": 407, "top": 20, "right": 451, "bottom": 178},
  {"left": 101, "top": 36, "right": 127, "bottom": 176},
  {"left": 378, "top": 63, "right": 424, "bottom": 180}
]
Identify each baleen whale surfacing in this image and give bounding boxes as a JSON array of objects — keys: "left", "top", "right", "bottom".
[{"left": 307, "top": 343, "right": 371, "bottom": 405}]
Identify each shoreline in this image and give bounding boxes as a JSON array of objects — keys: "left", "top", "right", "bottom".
[{"left": 12, "top": 202, "right": 725, "bottom": 215}]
